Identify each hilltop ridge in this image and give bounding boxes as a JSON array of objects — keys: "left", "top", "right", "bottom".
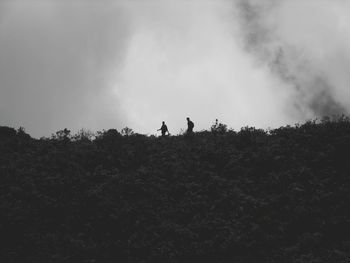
[{"left": 1, "top": 117, "right": 350, "bottom": 262}]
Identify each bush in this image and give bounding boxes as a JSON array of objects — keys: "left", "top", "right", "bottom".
[
  {"left": 1, "top": 118, "right": 350, "bottom": 262},
  {"left": 0, "top": 126, "right": 17, "bottom": 138},
  {"left": 211, "top": 119, "right": 228, "bottom": 134}
]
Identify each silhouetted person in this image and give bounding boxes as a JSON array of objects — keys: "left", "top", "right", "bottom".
[
  {"left": 186, "top": 117, "right": 194, "bottom": 134},
  {"left": 158, "top": 121, "right": 169, "bottom": 136}
]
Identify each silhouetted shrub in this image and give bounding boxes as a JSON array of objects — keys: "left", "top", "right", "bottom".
[
  {"left": 1, "top": 118, "right": 350, "bottom": 262},
  {"left": 72, "top": 128, "right": 95, "bottom": 141},
  {"left": 52, "top": 128, "right": 71, "bottom": 141},
  {"left": 211, "top": 119, "right": 228, "bottom": 135},
  {"left": 121, "top": 126, "right": 134, "bottom": 136},
  {"left": 16, "top": 127, "right": 31, "bottom": 139},
  {"left": 0, "top": 126, "right": 17, "bottom": 139}
]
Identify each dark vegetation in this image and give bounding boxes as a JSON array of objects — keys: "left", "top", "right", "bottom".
[{"left": 1, "top": 117, "right": 350, "bottom": 262}]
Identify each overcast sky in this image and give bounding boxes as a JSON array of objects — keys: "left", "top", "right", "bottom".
[{"left": 1, "top": 0, "right": 350, "bottom": 137}]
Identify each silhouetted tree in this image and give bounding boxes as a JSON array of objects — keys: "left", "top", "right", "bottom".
[
  {"left": 17, "top": 127, "right": 31, "bottom": 139},
  {"left": 1, "top": 117, "right": 350, "bottom": 263},
  {"left": 121, "top": 126, "right": 134, "bottom": 136},
  {"left": 211, "top": 119, "right": 228, "bottom": 135},
  {"left": 0, "top": 126, "right": 17, "bottom": 139},
  {"left": 73, "top": 128, "right": 95, "bottom": 141},
  {"left": 53, "top": 128, "right": 71, "bottom": 141}
]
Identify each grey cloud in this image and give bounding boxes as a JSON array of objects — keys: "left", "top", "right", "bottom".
[
  {"left": 234, "top": 0, "right": 349, "bottom": 118},
  {"left": 2, "top": 0, "right": 349, "bottom": 137},
  {"left": 0, "top": 0, "right": 131, "bottom": 137}
]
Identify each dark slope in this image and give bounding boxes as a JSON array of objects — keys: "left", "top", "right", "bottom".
[{"left": 1, "top": 118, "right": 350, "bottom": 263}]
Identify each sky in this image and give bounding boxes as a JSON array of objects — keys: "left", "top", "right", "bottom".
[{"left": 1, "top": 0, "right": 350, "bottom": 137}]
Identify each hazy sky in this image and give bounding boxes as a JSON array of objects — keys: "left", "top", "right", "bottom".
[{"left": 1, "top": 0, "right": 350, "bottom": 137}]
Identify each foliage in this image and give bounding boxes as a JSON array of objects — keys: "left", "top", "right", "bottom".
[
  {"left": 0, "top": 126, "right": 17, "bottom": 138},
  {"left": 211, "top": 119, "right": 228, "bottom": 135},
  {"left": 1, "top": 118, "right": 350, "bottom": 262},
  {"left": 121, "top": 126, "right": 134, "bottom": 136},
  {"left": 52, "top": 128, "right": 71, "bottom": 141},
  {"left": 72, "top": 128, "right": 95, "bottom": 142}
]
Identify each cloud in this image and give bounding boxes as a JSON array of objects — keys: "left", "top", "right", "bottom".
[
  {"left": 2, "top": 0, "right": 350, "bottom": 137},
  {"left": 111, "top": 0, "right": 296, "bottom": 134},
  {"left": 234, "top": 0, "right": 350, "bottom": 118},
  {"left": 0, "top": 0, "right": 131, "bottom": 137}
]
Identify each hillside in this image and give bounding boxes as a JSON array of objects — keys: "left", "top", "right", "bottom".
[{"left": 1, "top": 118, "right": 350, "bottom": 263}]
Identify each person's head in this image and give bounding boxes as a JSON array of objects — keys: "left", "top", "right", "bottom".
[
  {"left": 162, "top": 121, "right": 165, "bottom": 124},
  {"left": 187, "top": 117, "right": 190, "bottom": 121}
]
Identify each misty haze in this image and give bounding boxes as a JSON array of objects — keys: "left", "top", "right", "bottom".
[
  {"left": 1, "top": 0, "right": 350, "bottom": 136},
  {"left": 1, "top": 1, "right": 350, "bottom": 262}
]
